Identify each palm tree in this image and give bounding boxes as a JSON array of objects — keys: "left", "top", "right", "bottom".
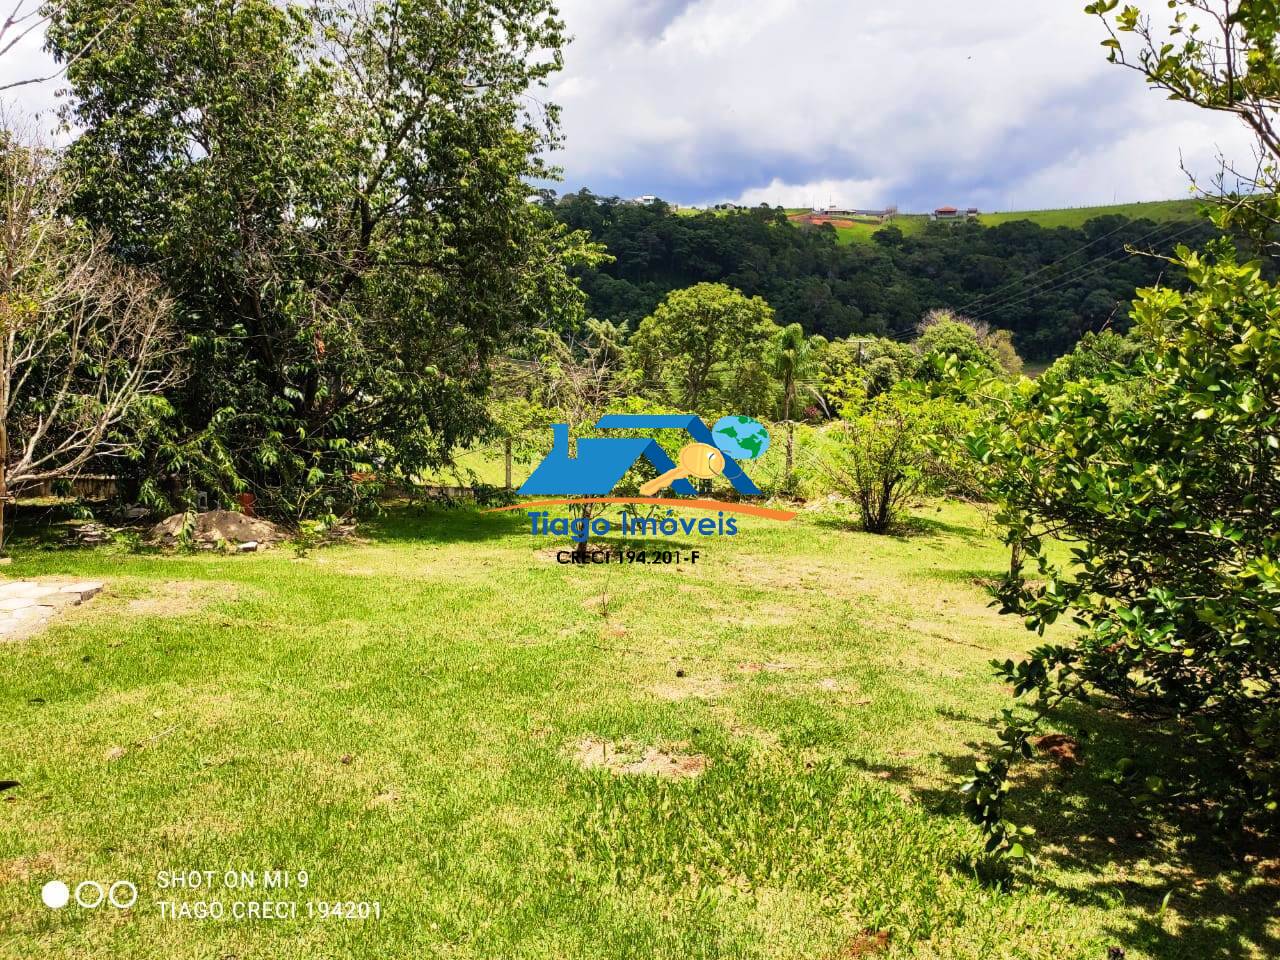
[{"left": 770, "top": 324, "right": 826, "bottom": 487}]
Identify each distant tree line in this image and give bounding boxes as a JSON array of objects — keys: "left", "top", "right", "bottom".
[{"left": 548, "top": 191, "right": 1223, "bottom": 359}]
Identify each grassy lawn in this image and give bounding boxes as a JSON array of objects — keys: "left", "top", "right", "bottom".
[
  {"left": 977, "top": 199, "right": 1203, "bottom": 230},
  {"left": 831, "top": 216, "right": 930, "bottom": 246},
  {"left": 0, "top": 502, "right": 1275, "bottom": 958},
  {"left": 825, "top": 200, "right": 1203, "bottom": 245},
  {"left": 417, "top": 445, "right": 522, "bottom": 488}
]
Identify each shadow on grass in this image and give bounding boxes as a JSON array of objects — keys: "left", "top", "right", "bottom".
[
  {"left": 854, "top": 702, "right": 1280, "bottom": 959},
  {"left": 6, "top": 500, "right": 104, "bottom": 551},
  {"left": 361, "top": 504, "right": 708, "bottom": 557},
  {"left": 359, "top": 502, "right": 529, "bottom": 545},
  {"left": 804, "top": 508, "right": 994, "bottom": 546},
  {"left": 898, "top": 511, "right": 994, "bottom": 544}
]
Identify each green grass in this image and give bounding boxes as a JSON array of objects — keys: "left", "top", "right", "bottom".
[
  {"left": 976, "top": 199, "right": 1204, "bottom": 229},
  {"left": 416, "top": 444, "right": 520, "bottom": 488},
  {"left": 831, "top": 215, "right": 930, "bottom": 246},
  {"left": 813, "top": 199, "right": 1205, "bottom": 245},
  {"left": 0, "top": 501, "right": 1275, "bottom": 958}
]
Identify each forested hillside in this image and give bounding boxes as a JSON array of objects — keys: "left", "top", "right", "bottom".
[{"left": 549, "top": 191, "right": 1221, "bottom": 359}]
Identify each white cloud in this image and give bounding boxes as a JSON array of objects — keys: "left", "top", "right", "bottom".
[
  {"left": 731, "top": 176, "right": 891, "bottom": 210},
  {"left": 551, "top": 0, "right": 1255, "bottom": 210},
  {"left": 0, "top": 11, "right": 65, "bottom": 131},
  {"left": 0, "top": 1, "right": 1260, "bottom": 211}
]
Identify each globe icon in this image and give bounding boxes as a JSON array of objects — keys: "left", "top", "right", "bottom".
[{"left": 711, "top": 415, "right": 770, "bottom": 461}]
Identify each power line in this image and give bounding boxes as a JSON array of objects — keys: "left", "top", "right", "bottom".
[
  {"left": 959, "top": 214, "right": 1165, "bottom": 314},
  {"left": 963, "top": 219, "right": 1205, "bottom": 323}
]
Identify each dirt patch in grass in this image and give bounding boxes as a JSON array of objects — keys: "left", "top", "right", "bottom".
[
  {"left": 1036, "top": 733, "right": 1082, "bottom": 768},
  {"left": 737, "top": 661, "right": 794, "bottom": 674},
  {"left": 729, "top": 555, "right": 839, "bottom": 594},
  {"left": 837, "top": 928, "right": 891, "bottom": 957},
  {"left": 581, "top": 593, "right": 612, "bottom": 616},
  {"left": 367, "top": 789, "right": 400, "bottom": 809},
  {"left": 0, "top": 851, "right": 60, "bottom": 884},
  {"left": 572, "top": 737, "right": 708, "bottom": 779},
  {"left": 125, "top": 580, "right": 220, "bottom": 617},
  {"left": 727, "top": 601, "right": 796, "bottom": 628}
]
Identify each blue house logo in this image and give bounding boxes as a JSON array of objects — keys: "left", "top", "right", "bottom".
[{"left": 519, "top": 414, "right": 767, "bottom": 497}]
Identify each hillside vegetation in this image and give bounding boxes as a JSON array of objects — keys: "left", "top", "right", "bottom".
[{"left": 551, "top": 192, "right": 1220, "bottom": 359}]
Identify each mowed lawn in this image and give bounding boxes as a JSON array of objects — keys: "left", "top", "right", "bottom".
[{"left": 0, "top": 503, "right": 1275, "bottom": 959}]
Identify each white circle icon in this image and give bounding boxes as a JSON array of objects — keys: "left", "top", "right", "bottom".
[
  {"left": 41, "top": 880, "right": 70, "bottom": 909},
  {"left": 75, "top": 880, "right": 105, "bottom": 909},
  {"left": 108, "top": 881, "right": 138, "bottom": 909}
]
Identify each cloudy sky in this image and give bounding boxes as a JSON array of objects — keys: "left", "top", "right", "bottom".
[{"left": 0, "top": 1, "right": 1256, "bottom": 212}]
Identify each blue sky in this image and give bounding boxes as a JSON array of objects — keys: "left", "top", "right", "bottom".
[{"left": 1, "top": 0, "right": 1254, "bottom": 213}]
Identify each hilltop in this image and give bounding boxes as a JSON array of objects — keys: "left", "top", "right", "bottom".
[{"left": 805, "top": 198, "right": 1205, "bottom": 245}]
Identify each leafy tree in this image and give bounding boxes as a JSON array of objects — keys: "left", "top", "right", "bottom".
[
  {"left": 46, "top": 0, "right": 600, "bottom": 517},
  {"left": 527, "top": 323, "right": 632, "bottom": 560},
  {"left": 1038, "top": 329, "right": 1140, "bottom": 392},
  {"left": 820, "top": 336, "right": 920, "bottom": 408},
  {"left": 552, "top": 193, "right": 1218, "bottom": 359},
  {"left": 0, "top": 128, "right": 179, "bottom": 547},
  {"left": 628, "top": 283, "right": 778, "bottom": 415},
  {"left": 769, "top": 323, "right": 826, "bottom": 485},
  {"left": 962, "top": 243, "right": 1280, "bottom": 858},
  {"left": 913, "top": 313, "right": 1004, "bottom": 380},
  {"left": 1088, "top": 0, "right": 1280, "bottom": 254},
  {"left": 983, "top": 328, "right": 1024, "bottom": 377}
]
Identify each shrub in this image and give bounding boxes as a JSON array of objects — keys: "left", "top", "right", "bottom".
[
  {"left": 1037, "top": 329, "right": 1140, "bottom": 393},
  {"left": 962, "top": 243, "right": 1280, "bottom": 858},
  {"left": 914, "top": 311, "right": 1009, "bottom": 380},
  {"left": 819, "top": 387, "right": 954, "bottom": 533}
]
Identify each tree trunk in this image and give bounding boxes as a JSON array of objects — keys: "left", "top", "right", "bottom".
[
  {"left": 1009, "top": 539, "right": 1024, "bottom": 581},
  {"left": 783, "top": 379, "right": 795, "bottom": 486},
  {"left": 572, "top": 503, "right": 593, "bottom": 562},
  {"left": 504, "top": 439, "right": 513, "bottom": 490},
  {"left": 0, "top": 423, "right": 7, "bottom": 555}
]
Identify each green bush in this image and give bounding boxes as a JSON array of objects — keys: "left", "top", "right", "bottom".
[
  {"left": 1037, "top": 329, "right": 1139, "bottom": 393},
  {"left": 915, "top": 316, "right": 1004, "bottom": 381},
  {"left": 963, "top": 243, "right": 1280, "bottom": 857},
  {"left": 817, "top": 386, "right": 965, "bottom": 533}
]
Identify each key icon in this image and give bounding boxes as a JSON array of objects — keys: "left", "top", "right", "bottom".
[{"left": 640, "top": 442, "right": 726, "bottom": 496}]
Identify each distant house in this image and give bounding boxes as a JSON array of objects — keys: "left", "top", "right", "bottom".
[
  {"left": 630, "top": 195, "right": 661, "bottom": 206},
  {"left": 712, "top": 202, "right": 741, "bottom": 211},
  {"left": 519, "top": 423, "right": 694, "bottom": 496},
  {"left": 933, "top": 205, "right": 980, "bottom": 221},
  {"left": 933, "top": 206, "right": 960, "bottom": 220},
  {"left": 820, "top": 205, "right": 894, "bottom": 219}
]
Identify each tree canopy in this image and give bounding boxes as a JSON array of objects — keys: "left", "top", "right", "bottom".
[
  {"left": 548, "top": 192, "right": 1222, "bottom": 360},
  {"left": 46, "top": 0, "right": 599, "bottom": 516}
]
